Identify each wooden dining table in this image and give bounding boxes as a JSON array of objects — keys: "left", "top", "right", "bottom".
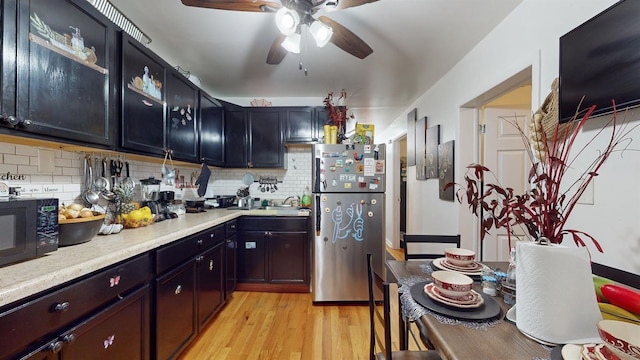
[{"left": 386, "top": 259, "right": 553, "bottom": 360}]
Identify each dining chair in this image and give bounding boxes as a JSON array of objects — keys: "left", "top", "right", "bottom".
[
  {"left": 400, "top": 234, "right": 460, "bottom": 350},
  {"left": 367, "top": 253, "right": 441, "bottom": 360},
  {"left": 403, "top": 234, "right": 461, "bottom": 260}
]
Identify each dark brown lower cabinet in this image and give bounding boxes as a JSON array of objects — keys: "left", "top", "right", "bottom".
[
  {"left": 196, "top": 242, "right": 225, "bottom": 330},
  {"left": 237, "top": 217, "right": 310, "bottom": 291},
  {"left": 155, "top": 260, "right": 197, "bottom": 360},
  {"left": 20, "top": 285, "right": 151, "bottom": 360},
  {"left": 154, "top": 225, "right": 226, "bottom": 359}
]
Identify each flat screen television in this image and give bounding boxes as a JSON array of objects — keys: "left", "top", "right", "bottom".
[{"left": 559, "top": 0, "right": 640, "bottom": 122}]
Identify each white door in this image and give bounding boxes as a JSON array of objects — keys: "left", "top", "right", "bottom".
[{"left": 482, "top": 107, "right": 530, "bottom": 261}]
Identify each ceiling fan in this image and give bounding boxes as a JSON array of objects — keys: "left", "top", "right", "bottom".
[{"left": 180, "top": 0, "right": 376, "bottom": 64}]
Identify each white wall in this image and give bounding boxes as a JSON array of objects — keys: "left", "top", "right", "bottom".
[{"left": 379, "top": 0, "right": 640, "bottom": 274}]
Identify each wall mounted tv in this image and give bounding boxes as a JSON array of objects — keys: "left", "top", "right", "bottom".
[{"left": 559, "top": 0, "right": 640, "bottom": 123}]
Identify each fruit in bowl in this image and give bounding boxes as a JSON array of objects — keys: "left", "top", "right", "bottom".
[
  {"left": 597, "top": 319, "right": 640, "bottom": 359},
  {"left": 444, "top": 248, "right": 476, "bottom": 266},
  {"left": 431, "top": 270, "right": 473, "bottom": 299}
]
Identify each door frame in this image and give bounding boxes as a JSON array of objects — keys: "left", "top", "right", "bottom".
[{"left": 458, "top": 66, "right": 532, "bottom": 261}]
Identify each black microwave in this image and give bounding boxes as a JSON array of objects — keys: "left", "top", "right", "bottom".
[{"left": 0, "top": 198, "right": 59, "bottom": 267}]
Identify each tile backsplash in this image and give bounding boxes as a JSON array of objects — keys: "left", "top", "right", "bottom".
[{"left": 0, "top": 141, "right": 312, "bottom": 206}]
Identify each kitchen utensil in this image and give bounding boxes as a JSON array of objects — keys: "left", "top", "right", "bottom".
[
  {"left": 161, "top": 151, "right": 175, "bottom": 185},
  {"left": 82, "top": 156, "right": 99, "bottom": 206},
  {"left": 122, "top": 160, "right": 135, "bottom": 189},
  {"left": 94, "top": 157, "right": 110, "bottom": 192},
  {"left": 242, "top": 172, "right": 254, "bottom": 186}
]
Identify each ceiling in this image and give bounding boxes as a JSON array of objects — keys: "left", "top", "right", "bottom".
[{"left": 107, "top": 0, "right": 523, "bottom": 130}]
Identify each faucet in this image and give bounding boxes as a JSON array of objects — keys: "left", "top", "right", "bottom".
[{"left": 283, "top": 195, "right": 300, "bottom": 206}]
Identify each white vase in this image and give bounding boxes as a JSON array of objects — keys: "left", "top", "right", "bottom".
[{"left": 515, "top": 240, "right": 602, "bottom": 344}]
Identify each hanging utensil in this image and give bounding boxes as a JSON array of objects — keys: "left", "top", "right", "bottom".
[
  {"left": 94, "top": 156, "right": 110, "bottom": 192},
  {"left": 82, "top": 156, "right": 99, "bottom": 206},
  {"left": 161, "top": 151, "right": 175, "bottom": 185}
]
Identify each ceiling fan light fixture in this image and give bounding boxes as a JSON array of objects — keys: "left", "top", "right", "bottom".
[
  {"left": 281, "top": 33, "right": 301, "bottom": 54},
  {"left": 275, "top": 7, "right": 300, "bottom": 36},
  {"left": 309, "top": 20, "right": 333, "bottom": 47}
]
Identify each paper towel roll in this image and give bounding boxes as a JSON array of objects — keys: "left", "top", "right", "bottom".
[{"left": 515, "top": 241, "right": 603, "bottom": 344}]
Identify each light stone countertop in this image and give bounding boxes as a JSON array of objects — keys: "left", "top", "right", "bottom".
[{"left": 0, "top": 208, "right": 308, "bottom": 307}]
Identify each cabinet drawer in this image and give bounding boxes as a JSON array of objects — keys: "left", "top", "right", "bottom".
[
  {"left": 0, "top": 254, "right": 151, "bottom": 359},
  {"left": 238, "top": 217, "right": 307, "bottom": 232},
  {"left": 225, "top": 220, "right": 237, "bottom": 237},
  {"left": 156, "top": 225, "right": 225, "bottom": 274}
]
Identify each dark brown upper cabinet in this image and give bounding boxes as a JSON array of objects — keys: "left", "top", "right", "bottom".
[
  {"left": 166, "top": 68, "right": 199, "bottom": 163},
  {"left": 247, "top": 107, "right": 284, "bottom": 168},
  {"left": 199, "top": 91, "right": 224, "bottom": 167},
  {"left": 120, "top": 32, "right": 166, "bottom": 156},
  {"left": 0, "top": 0, "right": 115, "bottom": 147}
]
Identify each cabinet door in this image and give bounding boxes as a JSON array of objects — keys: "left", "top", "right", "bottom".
[
  {"left": 155, "top": 261, "right": 196, "bottom": 360},
  {"left": 121, "top": 32, "right": 166, "bottom": 155},
  {"left": 225, "top": 233, "right": 237, "bottom": 299},
  {"left": 284, "top": 107, "right": 315, "bottom": 143},
  {"left": 237, "top": 232, "right": 266, "bottom": 282},
  {"left": 223, "top": 108, "right": 247, "bottom": 168},
  {"left": 268, "top": 231, "right": 307, "bottom": 283},
  {"left": 166, "top": 68, "right": 198, "bottom": 163},
  {"left": 60, "top": 285, "right": 150, "bottom": 360},
  {"left": 199, "top": 92, "right": 224, "bottom": 166},
  {"left": 314, "top": 106, "right": 329, "bottom": 142},
  {"left": 196, "top": 242, "right": 224, "bottom": 329},
  {"left": 248, "top": 108, "right": 283, "bottom": 168},
  {"left": 10, "top": 0, "right": 114, "bottom": 146},
  {"left": 1, "top": 0, "right": 18, "bottom": 124}
]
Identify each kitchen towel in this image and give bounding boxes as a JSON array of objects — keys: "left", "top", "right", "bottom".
[
  {"left": 515, "top": 241, "right": 602, "bottom": 345},
  {"left": 195, "top": 163, "right": 211, "bottom": 197}
]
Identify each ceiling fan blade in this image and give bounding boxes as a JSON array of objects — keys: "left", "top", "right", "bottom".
[
  {"left": 319, "top": 16, "right": 372, "bottom": 59},
  {"left": 323, "top": 0, "right": 379, "bottom": 11},
  {"left": 181, "top": 0, "right": 280, "bottom": 12},
  {"left": 266, "top": 33, "right": 287, "bottom": 64}
]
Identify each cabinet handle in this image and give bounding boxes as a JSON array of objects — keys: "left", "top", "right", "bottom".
[
  {"left": 109, "top": 275, "right": 121, "bottom": 287},
  {"left": 196, "top": 255, "right": 204, "bottom": 262},
  {"left": 210, "top": 233, "right": 215, "bottom": 238},
  {"left": 209, "top": 259, "right": 214, "bottom": 271},
  {"left": 6, "top": 115, "right": 18, "bottom": 126},
  {"left": 175, "top": 285, "right": 182, "bottom": 295},
  {"left": 61, "top": 334, "right": 76, "bottom": 344},
  {"left": 48, "top": 340, "right": 64, "bottom": 354},
  {"left": 52, "top": 302, "right": 70, "bottom": 312},
  {"left": 197, "top": 239, "right": 203, "bottom": 246},
  {"left": 230, "top": 224, "right": 236, "bottom": 230}
]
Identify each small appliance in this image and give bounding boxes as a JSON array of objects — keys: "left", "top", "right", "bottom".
[{"left": 0, "top": 197, "right": 59, "bottom": 267}]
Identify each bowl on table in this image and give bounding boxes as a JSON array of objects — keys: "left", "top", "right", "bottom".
[
  {"left": 59, "top": 213, "right": 105, "bottom": 246},
  {"left": 444, "top": 248, "right": 476, "bottom": 266},
  {"left": 597, "top": 319, "right": 640, "bottom": 359},
  {"left": 431, "top": 270, "right": 473, "bottom": 299}
]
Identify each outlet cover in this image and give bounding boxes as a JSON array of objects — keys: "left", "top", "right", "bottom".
[{"left": 38, "top": 149, "right": 55, "bottom": 174}]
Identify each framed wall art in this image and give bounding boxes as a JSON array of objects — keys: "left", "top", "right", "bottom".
[
  {"left": 415, "top": 116, "right": 427, "bottom": 180},
  {"left": 407, "top": 108, "right": 417, "bottom": 166},
  {"left": 425, "top": 124, "right": 440, "bottom": 179},
  {"left": 438, "top": 140, "right": 455, "bottom": 201}
]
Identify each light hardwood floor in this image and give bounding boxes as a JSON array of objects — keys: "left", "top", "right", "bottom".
[{"left": 180, "top": 247, "right": 419, "bottom": 360}]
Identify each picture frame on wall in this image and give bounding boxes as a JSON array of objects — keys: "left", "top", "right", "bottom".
[
  {"left": 416, "top": 116, "right": 427, "bottom": 180},
  {"left": 438, "top": 140, "right": 455, "bottom": 201},
  {"left": 407, "top": 108, "right": 417, "bottom": 166},
  {"left": 425, "top": 124, "right": 440, "bottom": 179}
]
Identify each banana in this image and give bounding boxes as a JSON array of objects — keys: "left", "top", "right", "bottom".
[{"left": 598, "top": 303, "right": 640, "bottom": 324}]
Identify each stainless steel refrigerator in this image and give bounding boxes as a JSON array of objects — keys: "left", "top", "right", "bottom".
[{"left": 311, "top": 143, "right": 385, "bottom": 302}]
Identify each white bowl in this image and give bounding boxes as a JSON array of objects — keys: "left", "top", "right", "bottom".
[
  {"left": 597, "top": 319, "right": 640, "bottom": 360},
  {"left": 444, "top": 248, "right": 476, "bottom": 266},
  {"left": 431, "top": 270, "right": 473, "bottom": 299}
]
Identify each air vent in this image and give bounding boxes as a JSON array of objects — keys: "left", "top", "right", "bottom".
[{"left": 85, "top": 0, "right": 151, "bottom": 44}]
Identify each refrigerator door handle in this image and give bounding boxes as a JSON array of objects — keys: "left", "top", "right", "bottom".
[
  {"left": 315, "top": 194, "right": 321, "bottom": 235},
  {"left": 314, "top": 157, "right": 321, "bottom": 192}
]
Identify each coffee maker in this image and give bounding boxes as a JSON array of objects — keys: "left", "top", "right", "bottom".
[{"left": 158, "top": 191, "right": 178, "bottom": 219}]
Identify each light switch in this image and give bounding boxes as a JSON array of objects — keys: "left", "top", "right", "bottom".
[
  {"left": 245, "top": 242, "right": 256, "bottom": 249},
  {"left": 38, "top": 149, "right": 55, "bottom": 174}
]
